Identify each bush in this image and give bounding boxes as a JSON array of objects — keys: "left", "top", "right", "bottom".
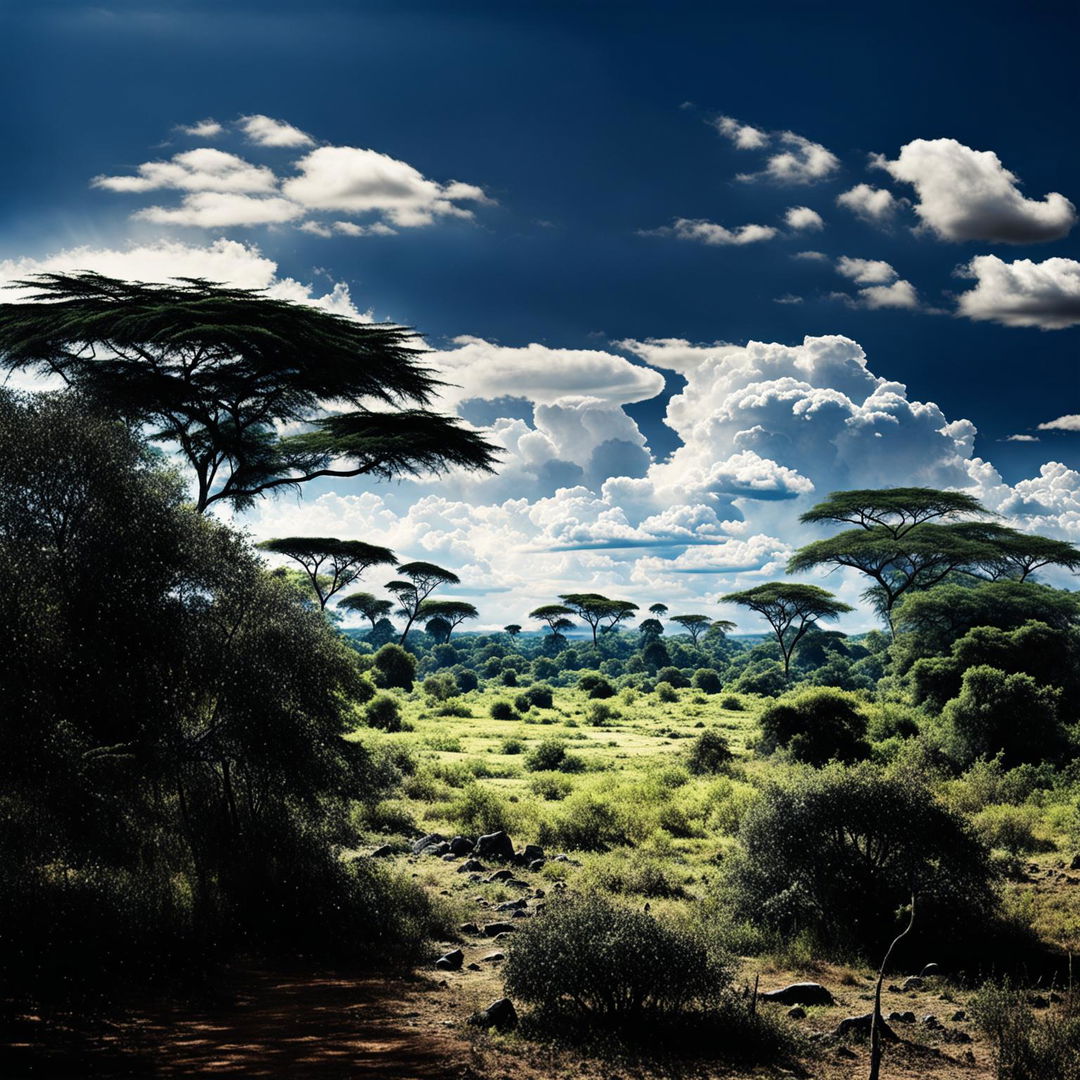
[
  {"left": 939, "top": 665, "right": 1063, "bottom": 768},
  {"left": 687, "top": 729, "right": 734, "bottom": 775},
  {"left": 539, "top": 793, "right": 625, "bottom": 851},
  {"left": 500, "top": 736, "right": 525, "bottom": 754},
  {"left": 973, "top": 804, "right": 1047, "bottom": 855},
  {"left": 372, "top": 643, "right": 417, "bottom": 690},
  {"left": 525, "top": 737, "right": 584, "bottom": 773},
  {"left": 501, "top": 669, "right": 519, "bottom": 687},
  {"left": 692, "top": 668, "right": 723, "bottom": 694},
  {"left": 723, "top": 763, "right": 998, "bottom": 957},
  {"left": 655, "top": 681, "right": 678, "bottom": 703},
  {"left": 578, "top": 673, "right": 615, "bottom": 699},
  {"left": 490, "top": 700, "right": 515, "bottom": 720},
  {"left": 454, "top": 668, "right": 479, "bottom": 693},
  {"left": 733, "top": 661, "right": 787, "bottom": 697},
  {"left": 586, "top": 700, "right": 619, "bottom": 726},
  {"left": 720, "top": 694, "right": 744, "bottom": 711},
  {"left": 504, "top": 893, "right": 731, "bottom": 1022},
  {"left": 522, "top": 683, "right": 555, "bottom": 709},
  {"left": 758, "top": 687, "right": 869, "bottom": 765},
  {"left": 583, "top": 851, "right": 689, "bottom": 899},
  {"left": 447, "top": 782, "right": 514, "bottom": 836},
  {"left": 657, "top": 666, "right": 690, "bottom": 688},
  {"left": 422, "top": 672, "right": 459, "bottom": 701},
  {"left": 365, "top": 693, "right": 403, "bottom": 732}
]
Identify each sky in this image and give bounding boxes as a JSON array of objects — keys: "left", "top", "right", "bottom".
[{"left": 2, "top": 0, "right": 1079, "bottom": 633}]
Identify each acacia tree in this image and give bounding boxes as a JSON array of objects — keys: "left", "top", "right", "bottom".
[
  {"left": 559, "top": 593, "right": 639, "bottom": 645},
  {"left": 0, "top": 273, "right": 498, "bottom": 512},
  {"left": 387, "top": 561, "right": 460, "bottom": 645},
  {"left": 530, "top": 604, "right": 576, "bottom": 635},
  {"left": 256, "top": 537, "right": 394, "bottom": 609},
  {"left": 638, "top": 617, "right": 664, "bottom": 637},
  {"left": 504, "top": 624, "right": 522, "bottom": 644},
  {"left": 416, "top": 599, "right": 478, "bottom": 640},
  {"left": 670, "top": 614, "right": 712, "bottom": 645},
  {"left": 721, "top": 583, "right": 853, "bottom": 676},
  {"left": 648, "top": 602, "right": 668, "bottom": 624},
  {"left": 790, "top": 487, "right": 1080, "bottom": 631},
  {"left": 337, "top": 591, "right": 394, "bottom": 630}
]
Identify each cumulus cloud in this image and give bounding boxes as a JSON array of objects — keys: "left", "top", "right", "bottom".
[
  {"left": 876, "top": 137, "right": 1077, "bottom": 243},
  {"left": 282, "top": 145, "right": 490, "bottom": 227},
  {"left": 92, "top": 148, "right": 277, "bottom": 194},
  {"left": 834, "top": 257, "right": 918, "bottom": 309},
  {"left": 784, "top": 206, "right": 824, "bottom": 231},
  {"left": 711, "top": 114, "right": 769, "bottom": 149},
  {"left": 835, "top": 257, "right": 898, "bottom": 284},
  {"left": 1038, "top": 415, "right": 1080, "bottom": 432},
  {"left": 134, "top": 192, "right": 305, "bottom": 228},
  {"left": 179, "top": 119, "right": 224, "bottom": 138},
  {"left": 1005, "top": 434, "right": 1039, "bottom": 442},
  {"left": 956, "top": 255, "right": 1080, "bottom": 329},
  {"left": 857, "top": 279, "right": 919, "bottom": 310},
  {"left": 0, "top": 238, "right": 368, "bottom": 318},
  {"left": 239, "top": 114, "right": 315, "bottom": 148},
  {"left": 739, "top": 131, "right": 839, "bottom": 185},
  {"left": 644, "top": 218, "right": 777, "bottom": 246},
  {"left": 836, "top": 183, "right": 899, "bottom": 223}
]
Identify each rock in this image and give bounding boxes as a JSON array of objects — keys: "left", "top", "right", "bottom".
[
  {"left": 832, "top": 1012, "right": 899, "bottom": 1042},
  {"left": 492, "top": 931, "right": 515, "bottom": 942},
  {"left": 761, "top": 982, "right": 836, "bottom": 1007},
  {"left": 888, "top": 1011, "right": 916, "bottom": 1024},
  {"left": 920, "top": 963, "right": 942, "bottom": 977},
  {"left": 787, "top": 1006, "right": 807, "bottom": 1019},
  {"left": 459, "top": 922, "right": 481, "bottom": 936},
  {"left": 521, "top": 844, "right": 545, "bottom": 862},
  {"left": 449, "top": 836, "right": 475, "bottom": 856},
  {"left": 507, "top": 878, "right": 531, "bottom": 889},
  {"left": 412, "top": 833, "right": 446, "bottom": 855},
  {"left": 1070, "top": 853, "right": 1080, "bottom": 870},
  {"left": 441, "top": 853, "right": 458, "bottom": 861},
  {"left": 469, "top": 997, "right": 518, "bottom": 1032},
  {"left": 1028, "top": 994, "right": 1050, "bottom": 1009},
  {"left": 370, "top": 844, "right": 395, "bottom": 857},
  {"left": 950, "top": 1009, "right": 967, "bottom": 1022},
  {"left": 902, "top": 976, "right": 924, "bottom": 991},
  {"left": 481, "top": 951, "right": 505, "bottom": 962},
  {"left": 466, "top": 963, "right": 482, "bottom": 971},
  {"left": 922, "top": 1014, "right": 941, "bottom": 1029},
  {"left": 457, "top": 860, "right": 485, "bottom": 873},
  {"left": 495, "top": 898, "right": 528, "bottom": 912},
  {"left": 529, "top": 859, "right": 546, "bottom": 872},
  {"left": 552, "top": 881, "right": 567, "bottom": 891},
  {"left": 485, "top": 869, "right": 514, "bottom": 883},
  {"left": 435, "top": 949, "right": 464, "bottom": 971},
  {"left": 511, "top": 909, "right": 531, "bottom": 919},
  {"left": 476, "top": 830, "right": 515, "bottom": 861},
  {"left": 835, "top": 1047, "right": 858, "bottom": 1060},
  {"left": 483, "top": 922, "right": 517, "bottom": 936},
  {"left": 533, "top": 888, "right": 546, "bottom": 898},
  {"left": 943, "top": 1028, "right": 973, "bottom": 1044}
]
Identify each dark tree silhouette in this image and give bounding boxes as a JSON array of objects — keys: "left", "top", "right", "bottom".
[
  {"left": 638, "top": 617, "right": 664, "bottom": 636},
  {"left": 416, "top": 599, "right": 478, "bottom": 640},
  {"left": 0, "top": 272, "right": 498, "bottom": 512},
  {"left": 387, "top": 561, "right": 460, "bottom": 645},
  {"left": 721, "top": 583, "right": 853, "bottom": 676},
  {"left": 670, "top": 614, "right": 711, "bottom": 645},
  {"left": 530, "top": 604, "right": 576, "bottom": 635},
  {"left": 558, "top": 593, "right": 639, "bottom": 645},
  {"left": 504, "top": 624, "right": 522, "bottom": 643},
  {"left": 256, "top": 537, "right": 394, "bottom": 609},
  {"left": 338, "top": 591, "right": 394, "bottom": 629}
]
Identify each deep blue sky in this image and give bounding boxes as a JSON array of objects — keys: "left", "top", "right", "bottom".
[{"left": 1, "top": 0, "right": 1077, "bottom": 480}]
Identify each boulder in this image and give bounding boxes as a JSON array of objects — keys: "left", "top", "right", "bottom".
[
  {"left": 485, "top": 869, "right": 515, "bottom": 883},
  {"left": 761, "top": 982, "right": 835, "bottom": 1007},
  {"left": 476, "top": 830, "right": 515, "bottom": 861},
  {"left": 370, "top": 844, "right": 394, "bottom": 858},
  {"left": 457, "top": 860, "right": 485, "bottom": 874},
  {"left": 427, "top": 842, "right": 451, "bottom": 858},
  {"left": 441, "top": 853, "right": 458, "bottom": 862},
  {"left": 449, "top": 836, "right": 475, "bottom": 856},
  {"left": 469, "top": 997, "right": 518, "bottom": 1032},
  {"left": 832, "top": 1012, "right": 898, "bottom": 1042},
  {"left": 435, "top": 948, "right": 464, "bottom": 971},
  {"left": 459, "top": 922, "right": 481, "bottom": 936},
  {"left": 483, "top": 922, "right": 517, "bottom": 936},
  {"left": 466, "top": 963, "right": 482, "bottom": 971},
  {"left": 412, "top": 833, "right": 446, "bottom": 855},
  {"left": 922, "top": 1014, "right": 942, "bottom": 1029},
  {"left": 888, "top": 1011, "right": 916, "bottom": 1024},
  {"left": 1070, "top": 853, "right": 1080, "bottom": 871},
  {"left": 528, "top": 859, "right": 546, "bottom": 872},
  {"left": 481, "top": 951, "right": 505, "bottom": 962},
  {"left": 901, "top": 976, "right": 924, "bottom": 991},
  {"left": 495, "top": 898, "right": 528, "bottom": 912},
  {"left": 787, "top": 1006, "right": 807, "bottom": 1019},
  {"left": 521, "top": 844, "right": 545, "bottom": 862},
  {"left": 920, "top": 962, "right": 942, "bottom": 977}
]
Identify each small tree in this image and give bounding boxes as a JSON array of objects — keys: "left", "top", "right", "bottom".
[
  {"left": 721, "top": 583, "right": 853, "bottom": 676},
  {"left": 372, "top": 642, "right": 416, "bottom": 690},
  {"left": 530, "top": 604, "right": 576, "bottom": 635},
  {"left": 257, "top": 536, "right": 394, "bottom": 609},
  {"left": 559, "top": 593, "right": 639, "bottom": 645},
  {"left": 670, "top": 614, "right": 711, "bottom": 645},
  {"left": 504, "top": 624, "right": 522, "bottom": 644},
  {"left": 416, "top": 599, "right": 478, "bottom": 640},
  {"left": 387, "top": 561, "right": 460, "bottom": 645},
  {"left": 338, "top": 591, "right": 393, "bottom": 629}
]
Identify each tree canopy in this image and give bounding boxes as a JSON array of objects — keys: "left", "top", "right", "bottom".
[
  {"left": 387, "top": 561, "right": 460, "bottom": 645},
  {"left": 799, "top": 487, "right": 990, "bottom": 538},
  {"left": 670, "top": 614, "right": 712, "bottom": 645},
  {"left": 417, "top": 599, "right": 479, "bottom": 639},
  {"left": 337, "top": 591, "right": 394, "bottom": 628},
  {"left": 0, "top": 272, "right": 498, "bottom": 512},
  {"left": 256, "top": 536, "right": 395, "bottom": 609},
  {"left": 559, "top": 593, "right": 639, "bottom": 645}
]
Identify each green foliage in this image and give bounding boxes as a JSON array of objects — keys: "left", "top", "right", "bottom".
[
  {"left": 578, "top": 673, "right": 615, "bottom": 699},
  {"left": 719, "top": 694, "right": 745, "bottom": 711},
  {"left": 655, "top": 681, "right": 679, "bottom": 703},
  {"left": 372, "top": 643, "right": 417, "bottom": 690},
  {"left": 521, "top": 683, "right": 555, "bottom": 709},
  {"left": 504, "top": 893, "right": 731, "bottom": 1021},
  {"left": 723, "top": 763, "right": 997, "bottom": 956},
  {"left": 422, "top": 672, "right": 460, "bottom": 701},
  {"left": 692, "top": 668, "right": 723, "bottom": 693},
  {"left": 446, "top": 782, "right": 514, "bottom": 835},
  {"left": 525, "top": 738, "right": 584, "bottom": 773},
  {"left": 657, "top": 666, "right": 690, "bottom": 688},
  {"left": 490, "top": 700, "right": 516, "bottom": 720},
  {"left": 937, "top": 665, "right": 1063, "bottom": 768},
  {"left": 758, "top": 687, "right": 870, "bottom": 765},
  {"left": 972, "top": 804, "right": 1047, "bottom": 855},
  {"left": 365, "top": 693, "right": 404, "bottom": 732},
  {"left": 586, "top": 700, "right": 620, "bottom": 726},
  {"left": 539, "top": 792, "right": 626, "bottom": 851},
  {"left": 687, "top": 730, "right": 734, "bottom": 774}
]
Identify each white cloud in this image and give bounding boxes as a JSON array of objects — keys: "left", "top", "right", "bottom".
[
  {"left": 299, "top": 220, "right": 398, "bottom": 238},
  {"left": 134, "top": 192, "right": 305, "bottom": 228},
  {"left": 740, "top": 131, "right": 839, "bottom": 185},
  {"left": 282, "top": 145, "right": 489, "bottom": 227},
  {"left": 876, "top": 138, "right": 1076, "bottom": 243},
  {"left": 836, "top": 183, "right": 899, "bottom": 223},
  {"left": 179, "top": 119, "right": 223, "bottom": 138},
  {"left": 711, "top": 115, "right": 769, "bottom": 149},
  {"left": 784, "top": 206, "right": 824, "bottom": 231},
  {"left": 858, "top": 279, "right": 919, "bottom": 310},
  {"left": 645, "top": 218, "right": 777, "bottom": 246},
  {"left": 956, "top": 255, "right": 1080, "bottom": 329},
  {"left": 92, "top": 148, "right": 277, "bottom": 194},
  {"left": 0, "top": 238, "right": 368, "bottom": 318},
  {"left": 239, "top": 114, "right": 315, "bottom": 148},
  {"left": 835, "top": 256, "right": 897, "bottom": 284},
  {"left": 1005, "top": 434, "right": 1039, "bottom": 442},
  {"left": 792, "top": 250, "right": 829, "bottom": 262},
  {"left": 1038, "top": 415, "right": 1080, "bottom": 432}
]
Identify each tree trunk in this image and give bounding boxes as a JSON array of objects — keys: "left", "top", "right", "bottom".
[{"left": 869, "top": 894, "right": 916, "bottom": 1080}]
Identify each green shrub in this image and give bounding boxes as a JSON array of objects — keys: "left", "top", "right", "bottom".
[
  {"left": 529, "top": 772, "right": 575, "bottom": 801},
  {"left": 523, "top": 683, "right": 555, "bottom": 709},
  {"left": 490, "top": 700, "right": 515, "bottom": 720},
  {"left": 539, "top": 792, "right": 625, "bottom": 851},
  {"left": 501, "top": 736, "right": 525, "bottom": 755},
  {"left": 365, "top": 693, "right": 403, "bottom": 731},
  {"left": 758, "top": 687, "right": 869, "bottom": 765},
  {"left": 447, "top": 782, "right": 514, "bottom": 836},
  {"left": 501, "top": 669, "right": 519, "bottom": 687},
  {"left": 578, "top": 673, "right": 615, "bottom": 699},
  {"left": 687, "top": 729, "right": 734, "bottom": 775},
  {"left": 586, "top": 700, "right": 619, "bottom": 726},
  {"left": 655, "top": 681, "right": 678, "bottom": 703},
  {"left": 720, "top": 694, "right": 744, "bottom": 711},
  {"left": 657, "top": 666, "right": 690, "bottom": 688},
  {"left": 422, "top": 672, "right": 459, "bottom": 701},
  {"left": 372, "top": 643, "right": 417, "bottom": 690},
  {"left": 583, "top": 851, "right": 690, "bottom": 899},
  {"left": 973, "top": 804, "right": 1047, "bottom": 855},
  {"left": 435, "top": 701, "right": 471, "bottom": 718},
  {"left": 454, "top": 667, "right": 480, "bottom": 693},
  {"left": 525, "top": 737, "right": 585, "bottom": 773},
  {"left": 504, "top": 893, "right": 731, "bottom": 1021},
  {"left": 692, "top": 668, "right": 723, "bottom": 694}
]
